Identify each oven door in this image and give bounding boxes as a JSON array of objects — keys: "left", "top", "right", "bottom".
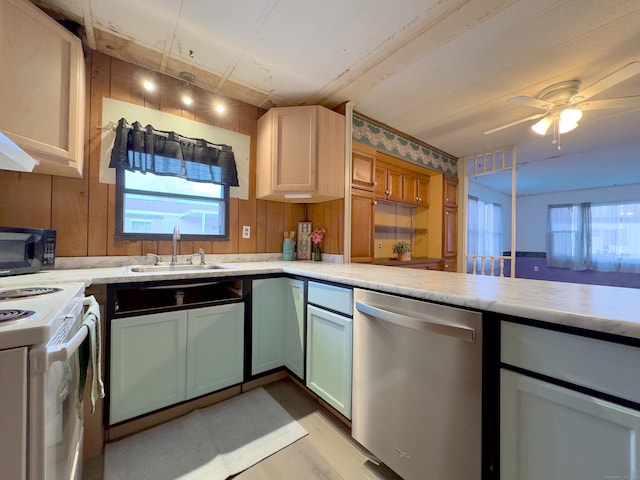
[{"left": 29, "top": 301, "right": 89, "bottom": 480}]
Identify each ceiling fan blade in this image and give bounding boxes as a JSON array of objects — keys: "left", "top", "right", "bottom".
[
  {"left": 579, "top": 96, "right": 640, "bottom": 111},
  {"left": 483, "top": 113, "right": 547, "bottom": 135},
  {"left": 571, "top": 62, "right": 640, "bottom": 103},
  {"left": 508, "top": 95, "right": 553, "bottom": 110}
]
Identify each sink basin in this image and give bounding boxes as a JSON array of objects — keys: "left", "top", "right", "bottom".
[{"left": 125, "top": 264, "right": 229, "bottom": 273}]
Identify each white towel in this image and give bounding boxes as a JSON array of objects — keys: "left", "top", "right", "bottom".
[{"left": 83, "top": 296, "right": 105, "bottom": 412}]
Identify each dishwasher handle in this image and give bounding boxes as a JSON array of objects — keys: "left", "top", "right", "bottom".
[{"left": 355, "top": 301, "right": 476, "bottom": 342}]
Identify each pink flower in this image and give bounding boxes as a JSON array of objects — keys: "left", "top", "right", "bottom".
[{"left": 310, "top": 228, "right": 325, "bottom": 245}]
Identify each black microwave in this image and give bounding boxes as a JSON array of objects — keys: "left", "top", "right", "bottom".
[{"left": 0, "top": 227, "right": 56, "bottom": 277}]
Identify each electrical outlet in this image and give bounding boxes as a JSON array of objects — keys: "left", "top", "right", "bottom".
[
  {"left": 533, "top": 266, "right": 539, "bottom": 272},
  {"left": 242, "top": 225, "right": 251, "bottom": 239},
  {"left": 377, "top": 242, "right": 382, "bottom": 249}
]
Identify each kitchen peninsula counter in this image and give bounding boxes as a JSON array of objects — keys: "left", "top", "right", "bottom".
[{"left": 3, "top": 260, "right": 639, "bottom": 341}]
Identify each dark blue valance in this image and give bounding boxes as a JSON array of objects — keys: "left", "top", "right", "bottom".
[{"left": 109, "top": 118, "right": 239, "bottom": 186}]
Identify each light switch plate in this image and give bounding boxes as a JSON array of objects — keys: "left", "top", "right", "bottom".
[{"left": 242, "top": 225, "right": 250, "bottom": 238}]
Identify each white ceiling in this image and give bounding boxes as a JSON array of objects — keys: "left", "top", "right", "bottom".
[{"left": 34, "top": 0, "right": 640, "bottom": 195}]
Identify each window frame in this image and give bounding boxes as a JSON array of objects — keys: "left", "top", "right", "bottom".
[{"left": 114, "top": 167, "right": 230, "bottom": 241}]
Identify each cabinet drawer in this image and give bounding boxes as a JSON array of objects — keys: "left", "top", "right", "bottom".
[
  {"left": 502, "top": 321, "right": 640, "bottom": 404},
  {"left": 308, "top": 281, "right": 353, "bottom": 316}
]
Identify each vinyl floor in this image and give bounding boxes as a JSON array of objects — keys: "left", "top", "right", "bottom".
[{"left": 84, "top": 378, "right": 402, "bottom": 480}]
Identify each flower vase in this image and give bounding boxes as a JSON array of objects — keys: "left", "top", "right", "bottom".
[{"left": 313, "top": 244, "right": 322, "bottom": 261}]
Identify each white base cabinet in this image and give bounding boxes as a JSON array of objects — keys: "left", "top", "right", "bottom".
[
  {"left": 251, "top": 278, "right": 304, "bottom": 378},
  {"left": 110, "top": 304, "right": 244, "bottom": 424},
  {"left": 501, "top": 321, "right": 640, "bottom": 479},
  {"left": 501, "top": 369, "right": 640, "bottom": 480},
  {"left": 306, "top": 303, "right": 352, "bottom": 419}
]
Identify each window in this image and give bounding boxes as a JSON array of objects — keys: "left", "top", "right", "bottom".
[
  {"left": 467, "top": 196, "right": 503, "bottom": 274},
  {"left": 116, "top": 168, "right": 228, "bottom": 239},
  {"left": 110, "top": 119, "right": 239, "bottom": 240},
  {"left": 547, "top": 202, "right": 640, "bottom": 273}
]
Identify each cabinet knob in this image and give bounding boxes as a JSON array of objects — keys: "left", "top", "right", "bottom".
[
  {"left": 373, "top": 200, "right": 377, "bottom": 205},
  {"left": 385, "top": 190, "right": 390, "bottom": 195}
]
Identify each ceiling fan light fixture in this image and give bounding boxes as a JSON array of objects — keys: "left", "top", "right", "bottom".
[
  {"left": 560, "top": 108, "right": 582, "bottom": 124},
  {"left": 558, "top": 120, "right": 579, "bottom": 134},
  {"left": 531, "top": 116, "right": 553, "bottom": 135}
]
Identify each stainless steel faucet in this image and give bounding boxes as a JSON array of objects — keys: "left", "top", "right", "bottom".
[
  {"left": 171, "top": 226, "right": 180, "bottom": 265},
  {"left": 187, "top": 248, "right": 206, "bottom": 265}
]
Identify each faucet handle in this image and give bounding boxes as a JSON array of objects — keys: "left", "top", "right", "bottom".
[{"left": 146, "top": 253, "right": 160, "bottom": 265}]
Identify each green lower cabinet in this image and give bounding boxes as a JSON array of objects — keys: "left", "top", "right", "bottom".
[
  {"left": 251, "top": 278, "right": 305, "bottom": 378},
  {"left": 306, "top": 304, "right": 352, "bottom": 419},
  {"left": 110, "top": 303, "right": 244, "bottom": 425},
  {"left": 185, "top": 304, "right": 245, "bottom": 400}
]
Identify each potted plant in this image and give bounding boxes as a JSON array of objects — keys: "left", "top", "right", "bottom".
[{"left": 392, "top": 241, "right": 412, "bottom": 261}]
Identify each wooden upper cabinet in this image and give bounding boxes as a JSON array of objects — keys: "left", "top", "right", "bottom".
[
  {"left": 351, "top": 142, "right": 376, "bottom": 191},
  {"left": 375, "top": 163, "right": 403, "bottom": 202},
  {"left": 417, "top": 176, "right": 430, "bottom": 207},
  {"left": 402, "top": 172, "right": 429, "bottom": 206},
  {"left": 0, "top": 0, "right": 85, "bottom": 177},
  {"left": 257, "top": 105, "right": 345, "bottom": 203},
  {"left": 444, "top": 174, "right": 458, "bottom": 207}
]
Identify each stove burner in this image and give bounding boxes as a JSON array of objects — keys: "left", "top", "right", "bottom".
[
  {"left": 0, "top": 309, "right": 36, "bottom": 323},
  {"left": 0, "top": 287, "right": 62, "bottom": 301}
]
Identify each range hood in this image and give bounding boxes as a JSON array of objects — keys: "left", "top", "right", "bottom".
[{"left": 0, "top": 132, "right": 38, "bottom": 172}]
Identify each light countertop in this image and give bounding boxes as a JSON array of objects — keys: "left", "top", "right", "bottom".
[{"left": 2, "top": 260, "right": 639, "bottom": 341}]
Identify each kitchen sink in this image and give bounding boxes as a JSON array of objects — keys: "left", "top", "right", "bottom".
[{"left": 125, "top": 264, "right": 230, "bottom": 273}]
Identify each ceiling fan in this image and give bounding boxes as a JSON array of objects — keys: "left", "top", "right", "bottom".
[{"left": 484, "top": 62, "right": 640, "bottom": 140}]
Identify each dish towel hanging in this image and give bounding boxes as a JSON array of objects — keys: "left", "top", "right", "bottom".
[{"left": 83, "top": 296, "right": 105, "bottom": 413}]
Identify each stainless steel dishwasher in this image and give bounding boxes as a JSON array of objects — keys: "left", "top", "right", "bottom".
[{"left": 352, "top": 289, "right": 483, "bottom": 480}]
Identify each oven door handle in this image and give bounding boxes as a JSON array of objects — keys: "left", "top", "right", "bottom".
[{"left": 47, "top": 324, "right": 88, "bottom": 366}]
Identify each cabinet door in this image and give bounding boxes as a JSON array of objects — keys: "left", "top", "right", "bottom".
[
  {"left": 306, "top": 305, "right": 352, "bottom": 418},
  {"left": 0, "top": 0, "right": 84, "bottom": 177},
  {"left": 352, "top": 147, "right": 376, "bottom": 191},
  {"left": 443, "top": 257, "right": 457, "bottom": 272},
  {"left": 443, "top": 206, "right": 458, "bottom": 258},
  {"left": 374, "top": 165, "right": 388, "bottom": 199},
  {"left": 350, "top": 188, "right": 375, "bottom": 263},
  {"left": 284, "top": 279, "right": 305, "bottom": 379},
  {"left": 251, "top": 278, "right": 286, "bottom": 375},
  {"left": 417, "top": 176, "right": 430, "bottom": 207},
  {"left": 501, "top": 369, "right": 640, "bottom": 480},
  {"left": 403, "top": 173, "right": 418, "bottom": 205},
  {"left": 110, "top": 311, "right": 187, "bottom": 424},
  {"left": 386, "top": 168, "right": 403, "bottom": 202},
  {"left": 186, "top": 304, "right": 244, "bottom": 400},
  {"left": 444, "top": 175, "right": 458, "bottom": 207},
  {"left": 272, "top": 107, "right": 317, "bottom": 193}
]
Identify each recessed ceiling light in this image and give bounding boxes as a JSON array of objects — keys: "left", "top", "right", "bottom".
[{"left": 143, "top": 79, "right": 156, "bottom": 92}]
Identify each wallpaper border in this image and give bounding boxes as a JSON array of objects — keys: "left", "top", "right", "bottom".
[{"left": 352, "top": 113, "right": 458, "bottom": 175}]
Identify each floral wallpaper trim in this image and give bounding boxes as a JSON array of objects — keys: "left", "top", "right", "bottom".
[{"left": 352, "top": 113, "right": 457, "bottom": 175}]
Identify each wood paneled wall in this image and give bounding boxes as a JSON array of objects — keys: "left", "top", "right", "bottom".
[{"left": 0, "top": 51, "right": 343, "bottom": 257}]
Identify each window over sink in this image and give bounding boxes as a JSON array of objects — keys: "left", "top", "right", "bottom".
[{"left": 110, "top": 118, "right": 239, "bottom": 240}]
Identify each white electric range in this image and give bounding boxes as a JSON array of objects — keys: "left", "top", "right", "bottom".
[{"left": 0, "top": 282, "right": 98, "bottom": 480}]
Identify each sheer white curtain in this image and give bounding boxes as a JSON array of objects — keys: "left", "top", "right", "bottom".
[
  {"left": 547, "top": 202, "right": 640, "bottom": 274},
  {"left": 467, "top": 196, "right": 503, "bottom": 274},
  {"left": 590, "top": 202, "right": 640, "bottom": 273},
  {"left": 546, "top": 204, "right": 589, "bottom": 270}
]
